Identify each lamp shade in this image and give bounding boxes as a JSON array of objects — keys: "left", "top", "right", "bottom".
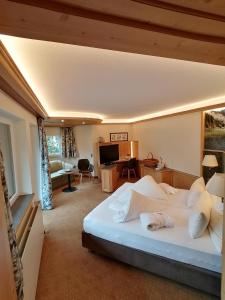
[
  {"left": 206, "top": 173, "right": 225, "bottom": 198},
  {"left": 202, "top": 155, "right": 218, "bottom": 167}
]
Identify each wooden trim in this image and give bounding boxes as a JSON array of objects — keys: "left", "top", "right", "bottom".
[
  {"left": 0, "top": 42, "right": 47, "bottom": 118},
  {"left": 133, "top": 0, "right": 225, "bottom": 23},
  {"left": 8, "top": 0, "right": 225, "bottom": 45},
  {"left": 0, "top": 75, "right": 41, "bottom": 117},
  {"left": 200, "top": 112, "right": 205, "bottom": 177},
  {"left": 132, "top": 102, "right": 225, "bottom": 124}
]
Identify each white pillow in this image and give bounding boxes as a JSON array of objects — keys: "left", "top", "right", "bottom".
[
  {"left": 190, "top": 177, "right": 205, "bottom": 193},
  {"left": 208, "top": 201, "right": 223, "bottom": 253},
  {"left": 186, "top": 191, "right": 201, "bottom": 208},
  {"left": 111, "top": 182, "right": 134, "bottom": 198},
  {"left": 111, "top": 189, "right": 150, "bottom": 223},
  {"left": 188, "top": 191, "right": 212, "bottom": 238},
  {"left": 133, "top": 176, "right": 168, "bottom": 201},
  {"left": 159, "top": 183, "right": 178, "bottom": 195}
]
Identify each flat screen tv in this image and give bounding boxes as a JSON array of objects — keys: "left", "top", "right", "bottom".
[{"left": 100, "top": 144, "right": 119, "bottom": 165}]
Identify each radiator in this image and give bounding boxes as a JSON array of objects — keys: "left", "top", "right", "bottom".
[{"left": 19, "top": 203, "right": 44, "bottom": 300}]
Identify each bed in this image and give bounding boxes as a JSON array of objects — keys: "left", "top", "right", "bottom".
[{"left": 82, "top": 183, "right": 222, "bottom": 296}]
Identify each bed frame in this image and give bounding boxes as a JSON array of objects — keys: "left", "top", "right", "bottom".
[{"left": 82, "top": 231, "right": 221, "bottom": 297}]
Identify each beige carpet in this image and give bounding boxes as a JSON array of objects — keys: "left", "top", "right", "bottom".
[{"left": 36, "top": 181, "right": 216, "bottom": 300}]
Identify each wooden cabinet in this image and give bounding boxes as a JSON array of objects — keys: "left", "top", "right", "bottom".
[
  {"left": 101, "top": 165, "right": 119, "bottom": 192},
  {"left": 140, "top": 165, "right": 173, "bottom": 185},
  {"left": 119, "top": 141, "right": 130, "bottom": 158}
]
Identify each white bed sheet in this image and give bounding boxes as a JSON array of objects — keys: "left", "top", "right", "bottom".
[{"left": 83, "top": 185, "right": 221, "bottom": 273}]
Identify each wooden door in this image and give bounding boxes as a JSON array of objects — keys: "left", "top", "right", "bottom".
[{"left": 0, "top": 181, "right": 17, "bottom": 300}]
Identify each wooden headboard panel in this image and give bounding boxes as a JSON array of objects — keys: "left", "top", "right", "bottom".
[{"left": 172, "top": 170, "right": 198, "bottom": 190}]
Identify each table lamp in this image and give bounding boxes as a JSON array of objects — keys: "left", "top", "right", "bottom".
[
  {"left": 202, "top": 155, "right": 218, "bottom": 168},
  {"left": 206, "top": 173, "right": 225, "bottom": 202}
]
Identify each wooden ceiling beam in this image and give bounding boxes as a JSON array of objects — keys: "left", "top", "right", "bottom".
[
  {"left": 7, "top": 0, "right": 225, "bottom": 44},
  {"left": 1, "top": 1, "right": 225, "bottom": 65},
  {"left": 45, "top": 117, "right": 102, "bottom": 127},
  {"left": 132, "top": 0, "right": 225, "bottom": 23}
]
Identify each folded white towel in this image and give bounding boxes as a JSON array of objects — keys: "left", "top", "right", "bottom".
[
  {"left": 110, "top": 189, "right": 168, "bottom": 223},
  {"left": 110, "top": 190, "right": 151, "bottom": 223},
  {"left": 140, "top": 212, "right": 174, "bottom": 231}
]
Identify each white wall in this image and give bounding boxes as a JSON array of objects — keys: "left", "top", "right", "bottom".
[
  {"left": 0, "top": 89, "right": 39, "bottom": 201},
  {"left": 133, "top": 112, "right": 202, "bottom": 176}
]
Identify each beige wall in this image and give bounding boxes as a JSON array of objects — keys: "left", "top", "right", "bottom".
[
  {"left": 46, "top": 112, "right": 202, "bottom": 177},
  {"left": 133, "top": 112, "right": 202, "bottom": 176},
  {"left": 91, "top": 124, "right": 133, "bottom": 143},
  {"left": 74, "top": 124, "right": 132, "bottom": 174}
]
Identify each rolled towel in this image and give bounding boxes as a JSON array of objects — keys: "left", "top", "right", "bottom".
[{"left": 140, "top": 212, "right": 174, "bottom": 231}]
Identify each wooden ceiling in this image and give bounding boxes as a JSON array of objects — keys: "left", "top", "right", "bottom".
[
  {"left": 0, "top": 0, "right": 225, "bottom": 66},
  {"left": 44, "top": 117, "right": 102, "bottom": 127}
]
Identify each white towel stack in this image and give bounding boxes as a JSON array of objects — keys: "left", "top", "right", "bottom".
[{"left": 140, "top": 212, "right": 174, "bottom": 231}]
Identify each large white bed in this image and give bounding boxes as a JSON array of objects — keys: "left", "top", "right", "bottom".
[
  {"left": 83, "top": 187, "right": 221, "bottom": 273},
  {"left": 82, "top": 182, "right": 222, "bottom": 296}
]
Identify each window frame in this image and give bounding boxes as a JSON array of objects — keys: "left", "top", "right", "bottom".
[
  {"left": 0, "top": 117, "right": 18, "bottom": 205},
  {"left": 46, "top": 135, "right": 62, "bottom": 159}
]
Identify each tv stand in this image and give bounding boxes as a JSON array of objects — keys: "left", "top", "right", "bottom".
[{"left": 104, "top": 162, "right": 114, "bottom": 166}]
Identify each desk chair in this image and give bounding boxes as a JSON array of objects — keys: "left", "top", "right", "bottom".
[
  {"left": 121, "top": 158, "right": 137, "bottom": 180},
  {"left": 78, "top": 159, "right": 94, "bottom": 183}
]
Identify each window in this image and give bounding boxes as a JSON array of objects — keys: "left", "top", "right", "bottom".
[
  {"left": 0, "top": 123, "right": 16, "bottom": 198},
  {"left": 47, "top": 135, "right": 61, "bottom": 155}
]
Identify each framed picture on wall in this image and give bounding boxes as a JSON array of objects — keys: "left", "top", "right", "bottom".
[{"left": 110, "top": 132, "right": 128, "bottom": 142}]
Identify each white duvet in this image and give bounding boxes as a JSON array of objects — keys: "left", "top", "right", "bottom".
[{"left": 83, "top": 182, "right": 222, "bottom": 273}]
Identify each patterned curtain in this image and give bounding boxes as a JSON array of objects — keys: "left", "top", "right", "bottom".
[
  {"left": 61, "top": 127, "right": 77, "bottom": 158},
  {"left": 0, "top": 149, "right": 24, "bottom": 300},
  {"left": 37, "top": 118, "right": 53, "bottom": 210}
]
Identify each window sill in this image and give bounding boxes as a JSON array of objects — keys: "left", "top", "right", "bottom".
[{"left": 11, "top": 194, "right": 35, "bottom": 230}]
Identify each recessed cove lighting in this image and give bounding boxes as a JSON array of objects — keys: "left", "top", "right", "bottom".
[{"left": 50, "top": 111, "right": 103, "bottom": 120}]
